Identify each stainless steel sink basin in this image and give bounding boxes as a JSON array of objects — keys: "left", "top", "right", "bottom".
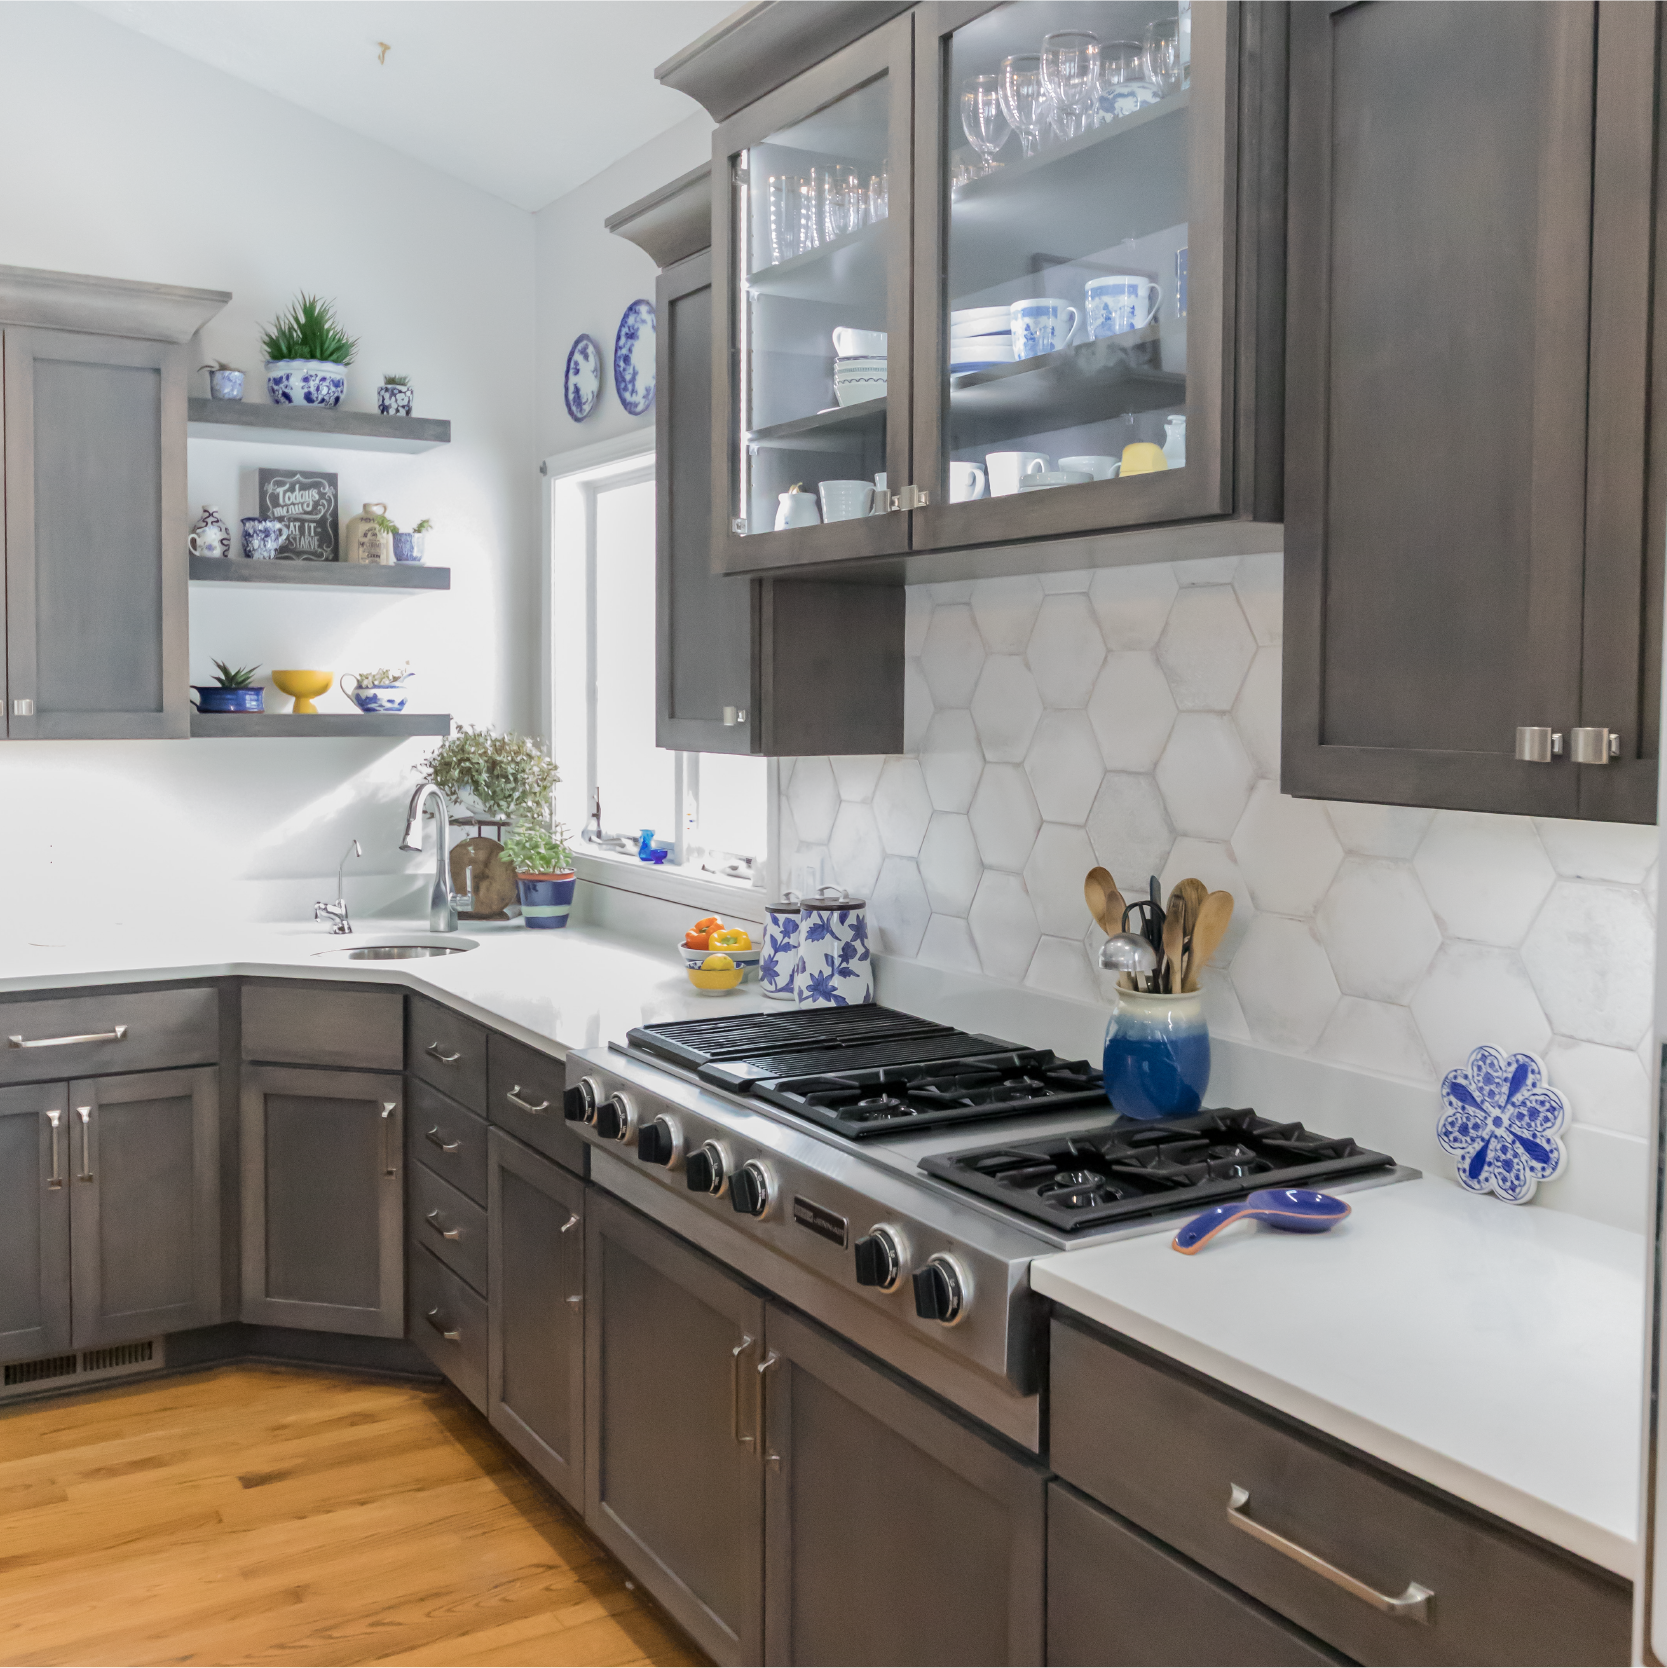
[{"left": 313, "top": 937, "right": 479, "bottom": 961}]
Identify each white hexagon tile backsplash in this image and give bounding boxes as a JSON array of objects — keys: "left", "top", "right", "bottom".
[{"left": 777, "top": 556, "right": 1660, "bottom": 1137}]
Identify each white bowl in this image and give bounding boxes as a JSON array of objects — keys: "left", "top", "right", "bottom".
[
  {"left": 835, "top": 355, "right": 887, "bottom": 371},
  {"left": 832, "top": 327, "right": 887, "bottom": 356},
  {"left": 951, "top": 305, "right": 1013, "bottom": 328},
  {"left": 834, "top": 378, "right": 887, "bottom": 407}
]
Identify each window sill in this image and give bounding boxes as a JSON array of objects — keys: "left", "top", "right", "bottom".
[{"left": 573, "top": 848, "right": 766, "bottom": 924}]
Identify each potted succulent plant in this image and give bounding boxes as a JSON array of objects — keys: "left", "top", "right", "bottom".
[
  {"left": 394, "top": 517, "right": 432, "bottom": 564},
  {"left": 378, "top": 374, "right": 414, "bottom": 417},
  {"left": 190, "top": 659, "right": 264, "bottom": 713},
  {"left": 501, "top": 816, "right": 577, "bottom": 929},
  {"left": 260, "top": 293, "right": 357, "bottom": 407},
  {"left": 418, "top": 726, "right": 560, "bottom": 823},
  {"left": 199, "top": 360, "right": 245, "bottom": 400}
]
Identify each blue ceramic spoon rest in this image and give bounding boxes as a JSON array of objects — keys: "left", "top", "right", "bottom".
[{"left": 1172, "top": 1188, "right": 1350, "bottom": 1255}]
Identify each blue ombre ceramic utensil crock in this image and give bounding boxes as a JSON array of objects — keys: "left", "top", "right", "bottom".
[
  {"left": 1172, "top": 1188, "right": 1351, "bottom": 1255},
  {"left": 1103, "top": 986, "right": 1209, "bottom": 1118}
]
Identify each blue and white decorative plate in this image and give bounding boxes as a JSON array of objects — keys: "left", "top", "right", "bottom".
[
  {"left": 614, "top": 299, "right": 656, "bottom": 417},
  {"left": 564, "top": 333, "right": 602, "bottom": 422},
  {"left": 1437, "top": 1045, "right": 1568, "bottom": 1204}
]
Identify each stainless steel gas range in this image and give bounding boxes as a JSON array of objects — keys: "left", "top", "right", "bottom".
[{"left": 563, "top": 1007, "right": 1411, "bottom": 1453}]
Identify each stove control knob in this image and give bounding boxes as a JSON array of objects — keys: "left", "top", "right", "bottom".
[
  {"left": 730, "top": 1160, "right": 774, "bottom": 1218},
  {"left": 637, "top": 1116, "right": 682, "bottom": 1167},
  {"left": 563, "top": 1077, "right": 600, "bottom": 1124},
  {"left": 853, "top": 1225, "right": 906, "bottom": 1292},
  {"left": 593, "top": 1093, "right": 637, "bottom": 1143},
  {"left": 685, "top": 1141, "right": 728, "bottom": 1196},
  {"left": 912, "top": 1253, "right": 968, "bottom": 1326}
]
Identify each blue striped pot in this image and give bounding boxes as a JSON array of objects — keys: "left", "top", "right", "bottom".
[{"left": 517, "top": 872, "right": 576, "bottom": 929}]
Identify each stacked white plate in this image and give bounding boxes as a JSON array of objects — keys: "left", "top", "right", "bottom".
[
  {"left": 834, "top": 354, "right": 887, "bottom": 408},
  {"left": 950, "top": 304, "right": 1014, "bottom": 371}
]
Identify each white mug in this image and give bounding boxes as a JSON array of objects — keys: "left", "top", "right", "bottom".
[
  {"left": 187, "top": 527, "right": 228, "bottom": 558},
  {"left": 949, "top": 461, "right": 988, "bottom": 502},
  {"left": 870, "top": 472, "right": 890, "bottom": 514},
  {"left": 1010, "top": 298, "right": 1078, "bottom": 360},
  {"left": 832, "top": 326, "right": 887, "bottom": 357},
  {"left": 775, "top": 488, "right": 821, "bottom": 531},
  {"left": 986, "top": 452, "right": 1049, "bottom": 497},
  {"left": 1059, "top": 454, "right": 1121, "bottom": 481},
  {"left": 819, "top": 479, "right": 875, "bottom": 522},
  {"left": 1086, "top": 274, "right": 1162, "bottom": 339}
]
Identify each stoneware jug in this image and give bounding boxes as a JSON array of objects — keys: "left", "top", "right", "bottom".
[{"left": 343, "top": 502, "right": 393, "bottom": 565}]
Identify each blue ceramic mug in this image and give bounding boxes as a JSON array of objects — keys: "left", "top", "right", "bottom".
[
  {"left": 1102, "top": 987, "right": 1209, "bottom": 1117},
  {"left": 1009, "top": 297, "right": 1079, "bottom": 360},
  {"left": 1086, "top": 275, "right": 1162, "bottom": 340},
  {"left": 241, "top": 517, "right": 285, "bottom": 559}
]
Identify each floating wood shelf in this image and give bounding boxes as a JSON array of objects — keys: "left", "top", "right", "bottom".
[
  {"left": 190, "top": 712, "right": 451, "bottom": 739},
  {"left": 189, "top": 556, "right": 450, "bottom": 591},
  {"left": 186, "top": 398, "right": 451, "bottom": 454}
]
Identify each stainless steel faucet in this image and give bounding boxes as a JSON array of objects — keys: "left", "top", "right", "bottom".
[
  {"left": 314, "top": 839, "right": 362, "bottom": 934},
  {"left": 401, "top": 785, "right": 461, "bottom": 932}
]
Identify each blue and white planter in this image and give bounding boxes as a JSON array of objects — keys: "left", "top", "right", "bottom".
[
  {"left": 339, "top": 673, "right": 413, "bottom": 714},
  {"left": 517, "top": 872, "right": 576, "bottom": 929},
  {"left": 1102, "top": 987, "right": 1210, "bottom": 1118},
  {"left": 206, "top": 368, "right": 245, "bottom": 400},
  {"left": 378, "top": 383, "right": 414, "bottom": 416},
  {"left": 266, "top": 359, "right": 347, "bottom": 407},
  {"left": 190, "top": 685, "right": 263, "bottom": 713}
]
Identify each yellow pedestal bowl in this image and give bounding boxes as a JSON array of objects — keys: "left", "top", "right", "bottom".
[{"left": 271, "top": 670, "right": 333, "bottom": 715}]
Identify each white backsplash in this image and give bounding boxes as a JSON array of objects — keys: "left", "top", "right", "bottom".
[{"left": 780, "top": 554, "right": 1659, "bottom": 1147}]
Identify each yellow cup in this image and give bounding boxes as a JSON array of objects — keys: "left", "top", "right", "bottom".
[
  {"left": 1120, "top": 442, "right": 1170, "bottom": 476},
  {"left": 271, "top": 669, "right": 333, "bottom": 714}
]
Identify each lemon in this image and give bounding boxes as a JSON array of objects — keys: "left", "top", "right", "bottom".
[{"left": 701, "top": 953, "right": 737, "bottom": 972}]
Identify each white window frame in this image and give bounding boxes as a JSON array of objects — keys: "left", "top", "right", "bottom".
[{"left": 542, "top": 435, "right": 778, "bottom": 920}]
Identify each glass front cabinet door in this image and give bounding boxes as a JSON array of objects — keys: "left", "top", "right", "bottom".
[{"left": 713, "top": 18, "right": 915, "bottom": 574}]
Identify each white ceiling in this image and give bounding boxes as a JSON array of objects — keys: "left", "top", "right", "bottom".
[{"left": 84, "top": 0, "right": 733, "bottom": 212}]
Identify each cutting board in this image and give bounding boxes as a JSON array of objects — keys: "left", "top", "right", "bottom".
[{"left": 450, "top": 836, "right": 517, "bottom": 920}]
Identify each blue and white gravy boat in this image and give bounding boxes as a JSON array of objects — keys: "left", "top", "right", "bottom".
[{"left": 340, "top": 672, "right": 412, "bottom": 714}]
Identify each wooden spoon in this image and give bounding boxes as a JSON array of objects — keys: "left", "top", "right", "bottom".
[
  {"left": 1162, "top": 906, "right": 1186, "bottom": 995},
  {"left": 1182, "top": 890, "right": 1234, "bottom": 991},
  {"left": 1171, "top": 877, "right": 1207, "bottom": 940},
  {"left": 1084, "top": 867, "right": 1126, "bottom": 939}
]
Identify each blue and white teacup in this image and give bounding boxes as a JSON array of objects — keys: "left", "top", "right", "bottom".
[
  {"left": 1009, "top": 298, "right": 1079, "bottom": 360},
  {"left": 761, "top": 897, "right": 802, "bottom": 1001},
  {"left": 1086, "top": 275, "right": 1163, "bottom": 340},
  {"left": 241, "top": 517, "right": 285, "bottom": 559},
  {"left": 1099, "top": 79, "right": 1162, "bottom": 121},
  {"left": 795, "top": 890, "right": 874, "bottom": 1008}
]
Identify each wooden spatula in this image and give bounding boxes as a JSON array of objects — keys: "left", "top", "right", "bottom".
[
  {"left": 1162, "top": 906, "right": 1186, "bottom": 994},
  {"left": 1182, "top": 890, "right": 1234, "bottom": 991}
]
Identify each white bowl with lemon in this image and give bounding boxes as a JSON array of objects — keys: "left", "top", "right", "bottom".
[{"left": 679, "top": 919, "right": 760, "bottom": 986}]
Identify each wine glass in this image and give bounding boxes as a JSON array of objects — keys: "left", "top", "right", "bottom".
[
  {"left": 1143, "top": 20, "right": 1182, "bottom": 95},
  {"left": 999, "top": 54, "right": 1053, "bottom": 158},
  {"left": 766, "top": 174, "right": 805, "bottom": 264},
  {"left": 1041, "top": 31, "right": 1101, "bottom": 141},
  {"left": 839, "top": 165, "right": 867, "bottom": 233},
  {"left": 961, "top": 74, "right": 1011, "bottom": 173}
]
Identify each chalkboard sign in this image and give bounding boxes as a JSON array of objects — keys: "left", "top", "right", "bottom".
[{"left": 258, "top": 469, "right": 339, "bottom": 561}]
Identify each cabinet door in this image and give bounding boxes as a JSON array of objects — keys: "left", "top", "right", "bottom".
[
  {"left": 0, "top": 1082, "right": 71, "bottom": 1362},
  {"left": 2, "top": 326, "right": 187, "bottom": 740},
  {"left": 1047, "top": 1481, "right": 1344, "bottom": 1667},
  {"left": 585, "top": 1190, "right": 765, "bottom": 1665},
  {"left": 1283, "top": 2, "right": 1595, "bottom": 816},
  {"left": 910, "top": 1, "right": 1242, "bottom": 553},
  {"left": 761, "top": 1304, "right": 1045, "bottom": 1666},
  {"left": 712, "top": 15, "right": 915, "bottom": 575},
  {"left": 240, "top": 1065, "right": 403, "bottom": 1337},
  {"left": 68, "top": 1067, "right": 220, "bottom": 1349},
  {"left": 487, "top": 1128, "right": 585, "bottom": 1509}
]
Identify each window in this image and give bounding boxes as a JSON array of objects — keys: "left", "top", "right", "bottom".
[{"left": 547, "top": 440, "right": 770, "bottom": 893}]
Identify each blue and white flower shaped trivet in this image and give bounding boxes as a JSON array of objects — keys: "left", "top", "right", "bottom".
[{"left": 1437, "top": 1046, "right": 1567, "bottom": 1204}]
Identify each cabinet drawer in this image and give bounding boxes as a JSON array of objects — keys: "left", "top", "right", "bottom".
[
  {"left": 1050, "top": 1318, "right": 1629, "bottom": 1666},
  {"left": 407, "top": 996, "right": 486, "bottom": 1114},
  {"left": 409, "top": 1240, "right": 487, "bottom": 1412},
  {"left": 410, "top": 1159, "right": 488, "bottom": 1297},
  {"left": 242, "top": 983, "right": 402, "bottom": 1070},
  {"left": 487, "top": 1032, "right": 583, "bottom": 1174},
  {"left": 407, "top": 1079, "right": 488, "bottom": 1205},
  {"left": 0, "top": 986, "right": 217, "bottom": 1085}
]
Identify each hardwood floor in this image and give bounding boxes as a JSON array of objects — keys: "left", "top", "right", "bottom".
[{"left": 0, "top": 1364, "right": 706, "bottom": 1668}]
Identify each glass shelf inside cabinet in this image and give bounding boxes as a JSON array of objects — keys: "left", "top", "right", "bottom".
[
  {"left": 736, "top": 73, "right": 894, "bottom": 536},
  {"left": 943, "top": 2, "right": 1192, "bottom": 507}
]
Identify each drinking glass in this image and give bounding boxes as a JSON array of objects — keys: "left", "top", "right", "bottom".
[
  {"left": 1042, "top": 31, "right": 1101, "bottom": 141},
  {"left": 960, "top": 73, "right": 1011, "bottom": 173},
  {"left": 868, "top": 167, "right": 889, "bottom": 222},
  {"left": 766, "top": 173, "right": 805, "bottom": 264},
  {"left": 840, "top": 165, "right": 867, "bottom": 233},
  {"left": 999, "top": 55, "right": 1052, "bottom": 158},
  {"left": 1143, "top": 20, "right": 1182, "bottom": 95}
]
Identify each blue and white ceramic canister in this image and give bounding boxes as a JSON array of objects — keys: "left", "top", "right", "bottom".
[
  {"left": 761, "top": 896, "right": 801, "bottom": 1001},
  {"left": 1102, "top": 987, "right": 1209, "bottom": 1118},
  {"left": 795, "top": 890, "right": 874, "bottom": 1008}
]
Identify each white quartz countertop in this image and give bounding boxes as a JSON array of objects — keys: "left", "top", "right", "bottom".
[
  {"left": 0, "top": 917, "right": 772, "bottom": 1058},
  {"left": 1031, "top": 1175, "right": 1644, "bottom": 1577}
]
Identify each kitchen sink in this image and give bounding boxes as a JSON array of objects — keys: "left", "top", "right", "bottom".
[{"left": 313, "top": 937, "right": 479, "bottom": 961}]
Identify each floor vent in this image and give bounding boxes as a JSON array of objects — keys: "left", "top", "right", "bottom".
[
  {"left": 3, "top": 1353, "right": 77, "bottom": 1387},
  {"left": 1, "top": 1338, "right": 164, "bottom": 1398},
  {"left": 82, "top": 1340, "right": 154, "bottom": 1373}
]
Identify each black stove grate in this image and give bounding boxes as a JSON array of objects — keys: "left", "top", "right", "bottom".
[
  {"left": 628, "top": 1006, "right": 964, "bottom": 1066},
  {"left": 920, "top": 1109, "right": 1396, "bottom": 1231}
]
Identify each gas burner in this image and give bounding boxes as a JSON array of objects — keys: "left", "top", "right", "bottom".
[{"left": 922, "top": 1108, "right": 1396, "bottom": 1232}]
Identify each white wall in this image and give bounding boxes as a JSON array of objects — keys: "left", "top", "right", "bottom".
[{"left": 0, "top": 3, "right": 537, "bottom": 931}]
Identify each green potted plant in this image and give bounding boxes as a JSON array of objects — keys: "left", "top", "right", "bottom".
[
  {"left": 199, "top": 360, "right": 245, "bottom": 400},
  {"left": 191, "top": 659, "right": 263, "bottom": 713},
  {"left": 260, "top": 293, "right": 357, "bottom": 408},
  {"left": 418, "top": 726, "right": 560, "bottom": 822},
  {"left": 501, "top": 816, "right": 577, "bottom": 929},
  {"left": 378, "top": 373, "right": 415, "bottom": 417},
  {"left": 395, "top": 516, "right": 433, "bottom": 565}
]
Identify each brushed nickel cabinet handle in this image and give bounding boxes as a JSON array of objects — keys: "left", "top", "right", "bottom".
[
  {"left": 1226, "top": 1485, "right": 1433, "bottom": 1621},
  {"left": 381, "top": 1102, "right": 396, "bottom": 1176},
  {"left": 559, "top": 1212, "right": 580, "bottom": 1234},
  {"left": 424, "top": 1209, "right": 461, "bottom": 1242},
  {"left": 75, "top": 1106, "right": 93, "bottom": 1182},
  {"left": 506, "top": 1086, "right": 550, "bottom": 1114},
  {"left": 425, "top": 1042, "right": 462, "bottom": 1064},
  {"left": 45, "top": 1109, "right": 62, "bottom": 1191},
  {"left": 756, "top": 1350, "right": 780, "bottom": 1463},
  {"left": 9, "top": 1024, "right": 128, "bottom": 1050},
  {"left": 1514, "top": 726, "right": 1563, "bottom": 762},
  {"left": 1570, "top": 726, "right": 1621, "bottom": 765},
  {"left": 731, "top": 1334, "right": 755, "bottom": 1449},
  {"left": 424, "top": 1308, "right": 460, "bottom": 1342},
  {"left": 424, "top": 1126, "right": 461, "bottom": 1154}
]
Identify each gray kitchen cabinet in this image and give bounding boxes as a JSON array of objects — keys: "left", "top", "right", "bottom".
[
  {"left": 409, "top": 1237, "right": 488, "bottom": 1412},
  {"left": 1049, "top": 1315, "right": 1630, "bottom": 1666},
  {"left": 240, "top": 1065, "right": 404, "bottom": 1337},
  {"left": 487, "top": 1128, "right": 585, "bottom": 1510},
  {"left": 1283, "top": 1, "right": 1663, "bottom": 823},
  {"left": 241, "top": 981, "right": 403, "bottom": 1071},
  {"left": 69, "top": 1067, "right": 221, "bottom": 1349},
  {"left": 0, "top": 1082, "right": 71, "bottom": 1363},
  {"left": 409, "top": 1078, "right": 490, "bottom": 1205},
  {"left": 1047, "top": 1481, "right": 1345, "bottom": 1666},
  {"left": 761, "top": 1303, "right": 1046, "bottom": 1666},
  {"left": 585, "top": 1190, "right": 766, "bottom": 1666},
  {"left": 408, "top": 994, "right": 488, "bottom": 1114},
  {"left": 486, "top": 1031, "right": 583, "bottom": 1174},
  {"left": 0, "top": 984, "right": 218, "bottom": 1085}
]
